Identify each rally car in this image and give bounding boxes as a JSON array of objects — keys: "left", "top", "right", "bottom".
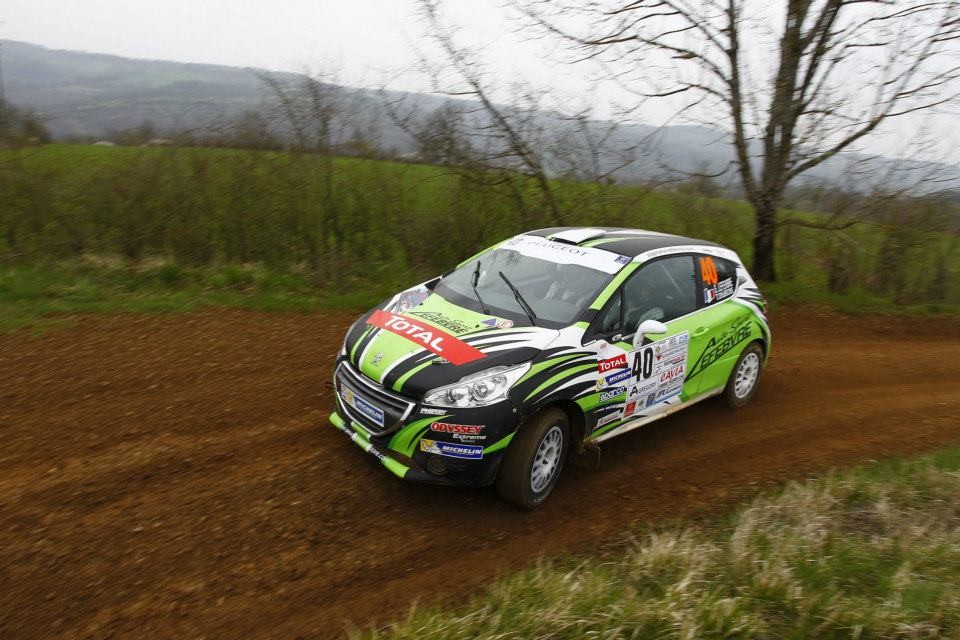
[{"left": 330, "top": 227, "right": 770, "bottom": 508}]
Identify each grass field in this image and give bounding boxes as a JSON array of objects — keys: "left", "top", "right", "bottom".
[
  {"left": 1, "top": 258, "right": 956, "bottom": 334},
  {"left": 0, "top": 144, "right": 958, "bottom": 331},
  {"left": 358, "top": 448, "right": 960, "bottom": 639}
]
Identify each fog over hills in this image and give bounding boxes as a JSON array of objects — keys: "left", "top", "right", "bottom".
[{"left": 3, "top": 39, "right": 958, "bottom": 191}]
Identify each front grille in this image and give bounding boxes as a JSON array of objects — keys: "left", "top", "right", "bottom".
[{"left": 335, "top": 361, "right": 416, "bottom": 436}]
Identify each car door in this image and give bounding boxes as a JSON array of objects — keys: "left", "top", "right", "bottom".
[
  {"left": 685, "top": 253, "right": 755, "bottom": 395},
  {"left": 586, "top": 255, "right": 701, "bottom": 436}
]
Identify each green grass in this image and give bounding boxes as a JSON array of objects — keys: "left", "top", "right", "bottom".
[
  {"left": 1, "top": 255, "right": 954, "bottom": 335},
  {"left": 762, "top": 280, "right": 960, "bottom": 315},
  {"left": 357, "top": 448, "right": 960, "bottom": 639},
  {"left": 0, "top": 260, "right": 390, "bottom": 333},
  {"left": 1, "top": 144, "right": 957, "bottom": 330}
]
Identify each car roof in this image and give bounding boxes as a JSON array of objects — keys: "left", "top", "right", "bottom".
[{"left": 526, "top": 227, "right": 724, "bottom": 258}]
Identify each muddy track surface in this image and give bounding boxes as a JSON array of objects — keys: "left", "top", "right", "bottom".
[{"left": 2, "top": 309, "right": 959, "bottom": 639}]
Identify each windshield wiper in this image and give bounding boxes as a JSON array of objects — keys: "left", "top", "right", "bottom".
[
  {"left": 471, "top": 261, "right": 491, "bottom": 315},
  {"left": 498, "top": 271, "right": 538, "bottom": 327}
]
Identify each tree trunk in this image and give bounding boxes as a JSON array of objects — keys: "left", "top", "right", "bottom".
[{"left": 752, "top": 200, "right": 778, "bottom": 282}]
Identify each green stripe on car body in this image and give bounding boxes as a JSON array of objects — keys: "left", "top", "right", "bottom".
[
  {"left": 483, "top": 432, "right": 514, "bottom": 454},
  {"left": 587, "top": 417, "right": 625, "bottom": 440},
  {"left": 518, "top": 353, "right": 585, "bottom": 385},
  {"left": 388, "top": 414, "right": 449, "bottom": 457},
  {"left": 524, "top": 363, "right": 595, "bottom": 402},
  {"left": 392, "top": 359, "right": 432, "bottom": 392},
  {"left": 577, "top": 395, "right": 626, "bottom": 412},
  {"left": 350, "top": 325, "right": 374, "bottom": 362}
]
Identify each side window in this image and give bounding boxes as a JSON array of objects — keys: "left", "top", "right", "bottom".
[
  {"left": 699, "top": 255, "right": 738, "bottom": 305},
  {"left": 622, "top": 256, "right": 697, "bottom": 334},
  {"left": 597, "top": 290, "right": 622, "bottom": 335}
]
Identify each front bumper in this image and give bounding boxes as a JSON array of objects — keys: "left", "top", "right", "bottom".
[
  {"left": 329, "top": 409, "right": 513, "bottom": 486},
  {"left": 329, "top": 411, "right": 440, "bottom": 483},
  {"left": 329, "top": 360, "right": 519, "bottom": 487}
]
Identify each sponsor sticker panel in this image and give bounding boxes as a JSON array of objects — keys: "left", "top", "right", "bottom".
[
  {"left": 408, "top": 310, "right": 473, "bottom": 335},
  {"left": 594, "top": 331, "right": 691, "bottom": 430},
  {"left": 596, "top": 412, "right": 620, "bottom": 428},
  {"left": 395, "top": 285, "right": 430, "bottom": 313},
  {"left": 480, "top": 317, "right": 515, "bottom": 329},
  {"left": 716, "top": 278, "right": 735, "bottom": 299},
  {"left": 340, "top": 387, "right": 385, "bottom": 427},
  {"left": 598, "top": 354, "right": 628, "bottom": 374},
  {"left": 598, "top": 368, "right": 632, "bottom": 390},
  {"left": 599, "top": 387, "right": 626, "bottom": 402},
  {"left": 430, "top": 422, "right": 486, "bottom": 443},
  {"left": 420, "top": 439, "right": 484, "bottom": 460}
]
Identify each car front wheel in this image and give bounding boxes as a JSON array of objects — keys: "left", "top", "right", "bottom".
[
  {"left": 496, "top": 408, "right": 569, "bottom": 509},
  {"left": 725, "top": 341, "right": 764, "bottom": 408}
]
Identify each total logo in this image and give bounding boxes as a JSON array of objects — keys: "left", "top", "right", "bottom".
[
  {"left": 366, "top": 310, "right": 485, "bottom": 365},
  {"left": 598, "top": 354, "right": 628, "bottom": 374}
]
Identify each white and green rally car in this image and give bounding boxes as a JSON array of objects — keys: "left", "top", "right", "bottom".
[{"left": 331, "top": 227, "right": 770, "bottom": 508}]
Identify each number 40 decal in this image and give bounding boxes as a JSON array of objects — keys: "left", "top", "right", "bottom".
[
  {"left": 632, "top": 347, "right": 654, "bottom": 380},
  {"left": 700, "top": 256, "right": 719, "bottom": 285}
]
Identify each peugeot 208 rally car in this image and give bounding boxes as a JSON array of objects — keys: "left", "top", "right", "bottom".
[{"left": 330, "top": 227, "right": 770, "bottom": 508}]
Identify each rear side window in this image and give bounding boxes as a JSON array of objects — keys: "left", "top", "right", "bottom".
[
  {"left": 698, "top": 255, "right": 738, "bottom": 305},
  {"left": 621, "top": 256, "right": 697, "bottom": 333}
]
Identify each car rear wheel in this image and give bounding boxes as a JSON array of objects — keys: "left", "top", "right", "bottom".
[
  {"left": 496, "top": 408, "right": 569, "bottom": 509},
  {"left": 725, "top": 341, "right": 764, "bottom": 408}
]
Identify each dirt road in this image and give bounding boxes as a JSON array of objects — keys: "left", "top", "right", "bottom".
[{"left": 2, "top": 308, "right": 959, "bottom": 639}]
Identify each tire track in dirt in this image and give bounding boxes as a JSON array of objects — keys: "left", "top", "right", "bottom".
[{"left": 1, "top": 308, "right": 958, "bottom": 639}]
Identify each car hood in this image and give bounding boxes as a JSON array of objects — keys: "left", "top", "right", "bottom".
[{"left": 343, "top": 292, "right": 561, "bottom": 398}]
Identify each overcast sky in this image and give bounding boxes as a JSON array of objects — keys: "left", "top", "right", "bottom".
[
  {"left": 3, "top": 0, "right": 957, "bottom": 163},
  {"left": 2, "top": 1, "right": 582, "bottom": 102}
]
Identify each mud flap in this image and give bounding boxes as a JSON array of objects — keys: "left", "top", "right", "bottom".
[{"left": 568, "top": 440, "right": 601, "bottom": 471}]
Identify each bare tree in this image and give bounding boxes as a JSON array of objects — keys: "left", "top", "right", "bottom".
[
  {"left": 413, "top": 0, "right": 568, "bottom": 225},
  {"left": 516, "top": 0, "right": 960, "bottom": 280},
  {"left": 259, "top": 69, "right": 353, "bottom": 274},
  {"left": 396, "top": 0, "right": 645, "bottom": 227}
]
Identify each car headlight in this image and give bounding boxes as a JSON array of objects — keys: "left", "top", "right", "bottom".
[{"left": 422, "top": 363, "right": 531, "bottom": 408}]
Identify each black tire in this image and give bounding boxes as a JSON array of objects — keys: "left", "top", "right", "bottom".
[
  {"left": 496, "top": 408, "right": 569, "bottom": 509},
  {"left": 724, "top": 341, "right": 764, "bottom": 408}
]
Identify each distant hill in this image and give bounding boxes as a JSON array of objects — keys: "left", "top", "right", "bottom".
[
  {"left": 2, "top": 40, "right": 278, "bottom": 138},
  {"left": 3, "top": 39, "right": 959, "bottom": 191}
]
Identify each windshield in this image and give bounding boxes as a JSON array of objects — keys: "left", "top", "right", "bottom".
[{"left": 433, "top": 240, "right": 622, "bottom": 327}]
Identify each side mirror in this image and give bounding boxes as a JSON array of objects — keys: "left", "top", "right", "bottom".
[{"left": 632, "top": 319, "right": 668, "bottom": 349}]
